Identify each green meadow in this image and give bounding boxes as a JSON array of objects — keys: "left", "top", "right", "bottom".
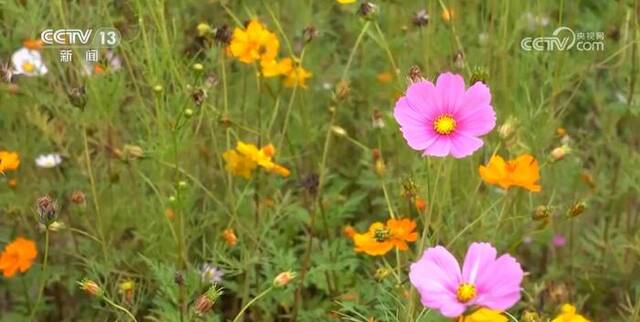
[{"left": 0, "top": 0, "right": 639, "bottom": 321}]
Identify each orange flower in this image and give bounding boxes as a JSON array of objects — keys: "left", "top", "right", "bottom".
[
  {"left": 23, "top": 39, "right": 43, "bottom": 50},
  {"left": 353, "top": 218, "right": 418, "bottom": 256},
  {"left": 386, "top": 218, "right": 418, "bottom": 250},
  {"left": 343, "top": 225, "right": 356, "bottom": 238},
  {"left": 0, "top": 237, "right": 37, "bottom": 278},
  {"left": 376, "top": 72, "right": 393, "bottom": 83},
  {"left": 0, "top": 151, "right": 20, "bottom": 174},
  {"left": 414, "top": 197, "right": 427, "bottom": 211},
  {"left": 479, "top": 154, "right": 541, "bottom": 192},
  {"left": 222, "top": 228, "right": 237, "bottom": 246}
]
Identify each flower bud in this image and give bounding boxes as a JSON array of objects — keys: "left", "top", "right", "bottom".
[
  {"left": 193, "top": 286, "right": 222, "bottom": 316},
  {"left": 222, "top": 228, "right": 237, "bottom": 246},
  {"left": 273, "top": 271, "right": 296, "bottom": 287},
  {"left": 331, "top": 126, "right": 347, "bottom": 137},
  {"left": 197, "top": 23, "right": 212, "bottom": 37},
  {"left": 568, "top": 201, "right": 586, "bottom": 218},
  {"left": 184, "top": 108, "right": 194, "bottom": 118},
  {"left": 550, "top": 146, "right": 569, "bottom": 161},
  {"left": 193, "top": 63, "right": 204, "bottom": 71},
  {"left": 521, "top": 311, "right": 542, "bottom": 322},
  {"left": 469, "top": 66, "right": 489, "bottom": 84},
  {"left": 153, "top": 84, "right": 163, "bottom": 93},
  {"left": 78, "top": 279, "right": 103, "bottom": 297}
]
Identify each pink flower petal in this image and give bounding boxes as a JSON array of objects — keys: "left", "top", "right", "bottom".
[
  {"left": 449, "top": 132, "right": 484, "bottom": 159},
  {"left": 462, "top": 242, "right": 498, "bottom": 285},
  {"left": 405, "top": 80, "right": 442, "bottom": 118},
  {"left": 409, "top": 246, "right": 463, "bottom": 317},
  {"left": 422, "top": 136, "right": 451, "bottom": 157},
  {"left": 473, "top": 253, "right": 524, "bottom": 310},
  {"left": 455, "top": 82, "right": 496, "bottom": 136},
  {"left": 394, "top": 97, "right": 438, "bottom": 150},
  {"left": 435, "top": 72, "right": 466, "bottom": 115}
]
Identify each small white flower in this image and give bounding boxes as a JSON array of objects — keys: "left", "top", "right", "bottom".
[
  {"left": 35, "top": 153, "right": 62, "bottom": 168},
  {"left": 200, "top": 263, "right": 223, "bottom": 284},
  {"left": 12, "top": 47, "right": 48, "bottom": 76}
]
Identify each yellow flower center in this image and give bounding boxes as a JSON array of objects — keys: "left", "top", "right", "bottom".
[
  {"left": 373, "top": 228, "right": 391, "bottom": 242},
  {"left": 433, "top": 115, "right": 456, "bottom": 135},
  {"left": 456, "top": 283, "right": 476, "bottom": 303},
  {"left": 22, "top": 62, "right": 35, "bottom": 73}
]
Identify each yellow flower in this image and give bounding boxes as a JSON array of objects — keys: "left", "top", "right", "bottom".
[
  {"left": 223, "top": 149, "right": 257, "bottom": 179},
  {"left": 0, "top": 151, "right": 20, "bottom": 174},
  {"left": 352, "top": 218, "right": 418, "bottom": 256},
  {"left": 227, "top": 20, "right": 279, "bottom": 64},
  {"left": 551, "top": 304, "right": 590, "bottom": 322},
  {"left": 337, "top": 0, "right": 357, "bottom": 3},
  {"left": 460, "top": 308, "right": 508, "bottom": 322},
  {"left": 227, "top": 141, "right": 290, "bottom": 178},
  {"left": 284, "top": 65, "right": 312, "bottom": 89},
  {"left": 261, "top": 57, "right": 293, "bottom": 77},
  {"left": 479, "top": 154, "right": 541, "bottom": 192}
]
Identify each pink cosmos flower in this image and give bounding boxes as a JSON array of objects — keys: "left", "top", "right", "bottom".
[
  {"left": 394, "top": 72, "right": 496, "bottom": 158},
  {"left": 409, "top": 242, "right": 524, "bottom": 318}
]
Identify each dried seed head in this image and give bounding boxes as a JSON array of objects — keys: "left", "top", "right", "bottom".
[
  {"left": 214, "top": 24, "right": 232, "bottom": 45},
  {"left": 335, "top": 80, "right": 350, "bottom": 100},
  {"left": 36, "top": 196, "right": 57, "bottom": 226},
  {"left": 372, "top": 109, "right": 385, "bottom": 128},
  {"left": 191, "top": 88, "right": 207, "bottom": 107},
  {"left": 302, "top": 25, "right": 318, "bottom": 43},
  {"left": 70, "top": 190, "right": 86, "bottom": 205},
  {"left": 300, "top": 173, "right": 319, "bottom": 195},
  {"left": 204, "top": 74, "right": 219, "bottom": 88},
  {"left": 273, "top": 271, "right": 296, "bottom": 287},
  {"left": 68, "top": 86, "right": 87, "bottom": 109},
  {"left": 401, "top": 178, "right": 418, "bottom": 199},
  {"left": 219, "top": 115, "right": 232, "bottom": 128},
  {"left": 174, "top": 271, "right": 185, "bottom": 286},
  {"left": 357, "top": 2, "right": 378, "bottom": 20},
  {"left": 407, "top": 65, "right": 424, "bottom": 83},
  {"left": 412, "top": 9, "right": 429, "bottom": 27},
  {"left": 532, "top": 205, "right": 551, "bottom": 221}
]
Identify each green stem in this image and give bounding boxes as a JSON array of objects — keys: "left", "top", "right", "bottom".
[
  {"left": 103, "top": 296, "right": 138, "bottom": 322},
  {"left": 232, "top": 286, "right": 274, "bottom": 322},
  {"left": 29, "top": 230, "right": 49, "bottom": 322}
]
